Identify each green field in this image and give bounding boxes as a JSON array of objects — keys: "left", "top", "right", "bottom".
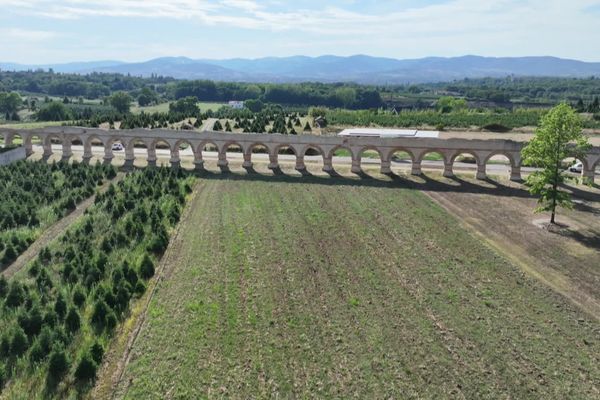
[
  {"left": 0, "top": 121, "right": 65, "bottom": 130},
  {"left": 131, "top": 101, "right": 227, "bottom": 115},
  {"left": 113, "top": 177, "right": 599, "bottom": 399}
]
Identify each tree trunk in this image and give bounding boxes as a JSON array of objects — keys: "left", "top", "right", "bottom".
[
  {"left": 550, "top": 179, "right": 558, "bottom": 225},
  {"left": 550, "top": 142, "right": 561, "bottom": 225}
]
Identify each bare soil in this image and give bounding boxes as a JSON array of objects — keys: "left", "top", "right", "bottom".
[{"left": 424, "top": 178, "right": 600, "bottom": 320}]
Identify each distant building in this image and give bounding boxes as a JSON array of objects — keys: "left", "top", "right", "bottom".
[
  {"left": 338, "top": 128, "right": 439, "bottom": 138},
  {"left": 228, "top": 101, "right": 244, "bottom": 109}
]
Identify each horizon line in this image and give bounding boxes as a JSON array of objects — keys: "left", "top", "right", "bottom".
[{"left": 2, "top": 54, "right": 600, "bottom": 66}]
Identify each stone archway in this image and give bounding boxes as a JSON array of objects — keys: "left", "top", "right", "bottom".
[
  {"left": 245, "top": 142, "right": 270, "bottom": 170},
  {"left": 298, "top": 145, "right": 326, "bottom": 174},
  {"left": 274, "top": 144, "right": 298, "bottom": 171},
  {"left": 219, "top": 142, "right": 244, "bottom": 170},
  {"left": 42, "top": 133, "right": 64, "bottom": 160},
  {"left": 388, "top": 148, "right": 415, "bottom": 176},
  {"left": 450, "top": 151, "right": 483, "bottom": 180},
  {"left": 484, "top": 152, "right": 519, "bottom": 181},
  {"left": 328, "top": 145, "right": 354, "bottom": 174},
  {"left": 357, "top": 146, "right": 384, "bottom": 175},
  {"left": 23, "top": 134, "right": 43, "bottom": 157},
  {"left": 126, "top": 138, "right": 150, "bottom": 167},
  {"left": 195, "top": 140, "right": 220, "bottom": 170},
  {"left": 149, "top": 139, "right": 173, "bottom": 167},
  {"left": 173, "top": 139, "right": 196, "bottom": 169},
  {"left": 416, "top": 150, "right": 451, "bottom": 177}
]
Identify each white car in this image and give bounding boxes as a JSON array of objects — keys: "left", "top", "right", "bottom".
[
  {"left": 111, "top": 143, "right": 124, "bottom": 151},
  {"left": 569, "top": 162, "right": 583, "bottom": 173}
]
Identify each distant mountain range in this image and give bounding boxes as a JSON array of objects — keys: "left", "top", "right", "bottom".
[{"left": 3, "top": 55, "right": 600, "bottom": 84}]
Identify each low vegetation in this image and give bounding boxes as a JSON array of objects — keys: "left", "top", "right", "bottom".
[
  {"left": 0, "top": 161, "right": 115, "bottom": 271},
  {"left": 0, "top": 167, "right": 194, "bottom": 398},
  {"left": 114, "top": 178, "right": 600, "bottom": 399},
  {"left": 327, "top": 107, "right": 600, "bottom": 130}
]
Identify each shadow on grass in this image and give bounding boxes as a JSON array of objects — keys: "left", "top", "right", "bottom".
[
  {"left": 143, "top": 165, "right": 600, "bottom": 204},
  {"left": 544, "top": 221, "right": 600, "bottom": 251},
  {"left": 562, "top": 229, "right": 600, "bottom": 251},
  {"left": 573, "top": 201, "right": 600, "bottom": 217},
  {"left": 190, "top": 167, "right": 537, "bottom": 199}
]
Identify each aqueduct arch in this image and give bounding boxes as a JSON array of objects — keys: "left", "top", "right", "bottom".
[
  {"left": 1, "top": 126, "right": 598, "bottom": 183},
  {"left": 450, "top": 151, "right": 484, "bottom": 179},
  {"left": 243, "top": 142, "right": 270, "bottom": 169},
  {"left": 297, "top": 145, "right": 326, "bottom": 173},
  {"left": 484, "top": 151, "right": 521, "bottom": 182},
  {"left": 273, "top": 144, "right": 298, "bottom": 170},
  {"left": 356, "top": 146, "right": 385, "bottom": 174}
]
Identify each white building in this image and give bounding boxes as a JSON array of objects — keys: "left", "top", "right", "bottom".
[{"left": 338, "top": 128, "right": 439, "bottom": 139}]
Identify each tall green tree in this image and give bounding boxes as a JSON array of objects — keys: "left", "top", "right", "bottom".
[
  {"left": 436, "top": 96, "right": 467, "bottom": 113},
  {"left": 334, "top": 87, "right": 357, "bottom": 108},
  {"left": 244, "top": 99, "right": 264, "bottom": 113},
  {"left": 137, "top": 87, "right": 157, "bottom": 107},
  {"left": 168, "top": 96, "right": 199, "bottom": 116},
  {"left": 0, "top": 92, "right": 22, "bottom": 120},
  {"left": 522, "top": 103, "right": 591, "bottom": 224},
  {"left": 109, "top": 92, "right": 133, "bottom": 114},
  {"left": 36, "top": 101, "right": 71, "bottom": 121}
]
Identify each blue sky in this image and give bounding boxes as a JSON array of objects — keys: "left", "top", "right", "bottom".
[{"left": 1, "top": 0, "right": 600, "bottom": 63}]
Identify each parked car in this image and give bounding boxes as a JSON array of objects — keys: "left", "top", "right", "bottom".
[
  {"left": 569, "top": 162, "right": 583, "bottom": 173},
  {"left": 111, "top": 143, "right": 124, "bottom": 151}
]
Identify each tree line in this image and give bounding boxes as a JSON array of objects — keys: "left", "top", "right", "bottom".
[
  {"left": 0, "top": 71, "right": 383, "bottom": 109},
  {"left": 3, "top": 70, "right": 600, "bottom": 108},
  {"left": 0, "top": 70, "right": 173, "bottom": 99}
]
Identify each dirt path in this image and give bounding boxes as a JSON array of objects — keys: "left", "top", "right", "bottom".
[
  {"left": 91, "top": 180, "right": 202, "bottom": 400},
  {"left": 200, "top": 118, "right": 218, "bottom": 131},
  {"left": 1, "top": 174, "right": 123, "bottom": 279}
]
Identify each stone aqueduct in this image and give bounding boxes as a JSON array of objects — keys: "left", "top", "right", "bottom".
[{"left": 1, "top": 126, "right": 600, "bottom": 182}]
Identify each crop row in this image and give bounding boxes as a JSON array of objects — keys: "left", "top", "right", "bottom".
[
  {"left": 0, "top": 161, "right": 116, "bottom": 271},
  {"left": 327, "top": 108, "right": 600, "bottom": 130},
  {"left": 0, "top": 167, "right": 194, "bottom": 398}
]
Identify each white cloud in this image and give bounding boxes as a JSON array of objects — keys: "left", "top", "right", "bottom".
[
  {"left": 220, "top": 0, "right": 262, "bottom": 12},
  {"left": 1, "top": 0, "right": 600, "bottom": 61},
  {"left": 1, "top": 0, "right": 598, "bottom": 38},
  {"left": 1, "top": 28, "right": 59, "bottom": 41}
]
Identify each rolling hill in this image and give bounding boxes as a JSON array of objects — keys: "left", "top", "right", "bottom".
[{"left": 3, "top": 55, "right": 600, "bottom": 83}]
